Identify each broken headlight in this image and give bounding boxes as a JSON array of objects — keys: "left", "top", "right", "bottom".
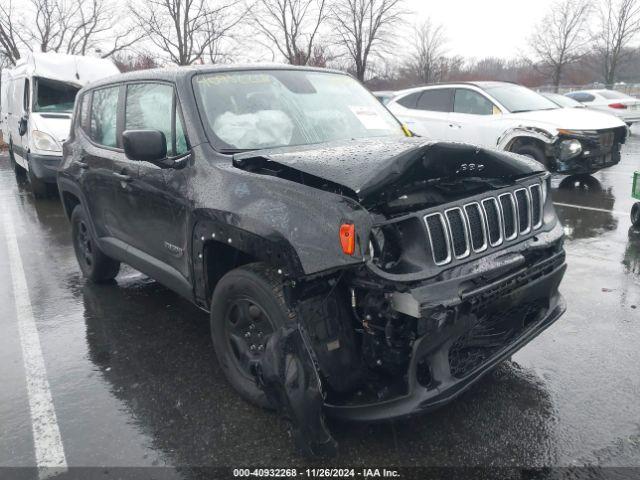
[{"left": 558, "top": 138, "right": 582, "bottom": 160}]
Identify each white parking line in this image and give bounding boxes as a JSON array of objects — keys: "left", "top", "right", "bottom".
[
  {"left": 553, "top": 201, "right": 627, "bottom": 216},
  {"left": 1, "top": 204, "right": 67, "bottom": 478}
]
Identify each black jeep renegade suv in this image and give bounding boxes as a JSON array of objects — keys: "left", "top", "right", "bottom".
[{"left": 58, "top": 65, "right": 567, "bottom": 455}]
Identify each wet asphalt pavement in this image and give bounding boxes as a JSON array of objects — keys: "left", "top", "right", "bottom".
[{"left": 0, "top": 135, "right": 639, "bottom": 477}]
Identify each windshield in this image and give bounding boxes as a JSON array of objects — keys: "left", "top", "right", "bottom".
[
  {"left": 485, "top": 84, "right": 559, "bottom": 113},
  {"left": 34, "top": 77, "right": 80, "bottom": 113},
  {"left": 598, "top": 90, "right": 632, "bottom": 100},
  {"left": 543, "top": 93, "right": 584, "bottom": 108},
  {"left": 193, "top": 70, "right": 404, "bottom": 151}
]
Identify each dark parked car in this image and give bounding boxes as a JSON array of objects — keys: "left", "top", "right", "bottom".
[{"left": 58, "top": 65, "right": 567, "bottom": 456}]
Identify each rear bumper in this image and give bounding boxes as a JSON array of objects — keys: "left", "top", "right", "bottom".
[
  {"left": 325, "top": 254, "right": 567, "bottom": 422},
  {"left": 28, "top": 153, "right": 62, "bottom": 183}
]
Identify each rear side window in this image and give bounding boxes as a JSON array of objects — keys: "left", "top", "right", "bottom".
[
  {"left": 566, "top": 92, "right": 595, "bottom": 103},
  {"left": 90, "top": 86, "right": 119, "bottom": 148},
  {"left": 417, "top": 89, "right": 453, "bottom": 112},
  {"left": 125, "top": 82, "right": 188, "bottom": 157},
  {"left": 454, "top": 89, "right": 495, "bottom": 115},
  {"left": 396, "top": 92, "right": 421, "bottom": 109}
]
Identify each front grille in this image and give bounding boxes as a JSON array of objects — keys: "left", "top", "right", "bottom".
[
  {"left": 445, "top": 208, "right": 469, "bottom": 258},
  {"left": 499, "top": 193, "right": 517, "bottom": 240},
  {"left": 514, "top": 189, "right": 531, "bottom": 234},
  {"left": 448, "top": 299, "right": 548, "bottom": 378},
  {"left": 425, "top": 213, "right": 450, "bottom": 265},
  {"left": 423, "top": 181, "right": 545, "bottom": 266},
  {"left": 530, "top": 184, "right": 542, "bottom": 228},
  {"left": 464, "top": 203, "right": 487, "bottom": 252}
]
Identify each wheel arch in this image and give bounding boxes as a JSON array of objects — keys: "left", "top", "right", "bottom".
[
  {"left": 191, "top": 219, "right": 305, "bottom": 308},
  {"left": 497, "top": 126, "right": 557, "bottom": 152}
]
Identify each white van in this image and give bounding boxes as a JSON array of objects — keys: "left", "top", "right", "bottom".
[{"left": 1, "top": 52, "right": 120, "bottom": 196}]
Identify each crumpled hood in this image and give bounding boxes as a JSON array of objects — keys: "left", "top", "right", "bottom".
[
  {"left": 511, "top": 107, "right": 626, "bottom": 131},
  {"left": 233, "top": 136, "right": 545, "bottom": 207}
]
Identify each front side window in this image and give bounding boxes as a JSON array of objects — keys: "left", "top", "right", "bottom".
[
  {"left": 416, "top": 89, "right": 453, "bottom": 112},
  {"left": 34, "top": 77, "right": 80, "bottom": 113},
  {"left": 193, "top": 70, "right": 403, "bottom": 151},
  {"left": 24, "top": 79, "right": 30, "bottom": 112},
  {"left": 454, "top": 89, "right": 495, "bottom": 115},
  {"left": 90, "top": 86, "right": 119, "bottom": 148},
  {"left": 125, "top": 83, "right": 188, "bottom": 157}
]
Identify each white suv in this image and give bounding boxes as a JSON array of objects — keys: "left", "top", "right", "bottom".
[{"left": 387, "top": 81, "right": 628, "bottom": 176}]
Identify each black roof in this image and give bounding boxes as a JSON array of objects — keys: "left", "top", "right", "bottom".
[{"left": 84, "top": 63, "right": 348, "bottom": 90}]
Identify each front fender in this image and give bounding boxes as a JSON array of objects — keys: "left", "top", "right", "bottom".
[{"left": 496, "top": 126, "right": 557, "bottom": 151}]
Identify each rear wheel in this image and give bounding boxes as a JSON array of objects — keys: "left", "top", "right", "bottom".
[
  {"left": 632, "top": 202, "right": 640, "bottom": 227},
  {"left": 71, "top": 205, "right": 120, "bottom": 282},
  {"left": 210, "top": 263, "right": 291, "bottom": 409}
]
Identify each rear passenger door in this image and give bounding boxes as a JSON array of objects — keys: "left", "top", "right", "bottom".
[{"left": 393, "top": 88, "right": 454, "bottom": 140}]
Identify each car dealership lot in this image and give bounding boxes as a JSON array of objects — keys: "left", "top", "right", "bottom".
[{"left": 0, "top": 137, "right": 639, "bottom": 476}]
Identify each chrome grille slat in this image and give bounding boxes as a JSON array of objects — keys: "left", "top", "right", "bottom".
[
  {"left": 463, "top": 202, "right": 488, "bottom": 252},
  {"left": 481, "top": 197, "right": 503, "bottom": 247},
  {"left": 445, "top": 207, "right": 470, "bottom": 259},
  {"left": 423, "top": 182, "right": 544, "bottom": 266},
  {"left": 498, "top": 193, "right": 518, "bottom": 241}
]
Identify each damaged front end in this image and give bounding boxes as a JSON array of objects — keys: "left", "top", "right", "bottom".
[{"left": 240, "top": 141, "right": 566, "bottom": 454}]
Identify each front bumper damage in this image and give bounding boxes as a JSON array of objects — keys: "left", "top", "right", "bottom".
[
  {"left": 552, "top": 127, "right": 627, "bottom": 175},
  {"left": 253, "top": 225, "right": 566, "bottom": 455},
  {"left": 326, "top": 251, "right": 566, "bottom": 421}
]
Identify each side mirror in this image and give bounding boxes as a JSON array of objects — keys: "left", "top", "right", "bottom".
[
  {"left": 122, "top": 129, "right": 167, "bottom": 164},
  {"left": 18, "top": 116, "right": 27, "bottom": 136}
]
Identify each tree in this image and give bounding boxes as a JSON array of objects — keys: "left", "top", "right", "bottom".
[
  {"left": 595, "top": 0, "right": 640, "bottom": 86},
  {"left": 332, "top": 0, "right": 404, "bottom": 81},
  {"left": 409, "top": 19, "right": 446, "bottom": 84},
  {"left": 529, "top": 0, "right": 591, "bottom": 91},
  {"left": 28, "top": 0, "right": 82, "bottom": 52},
  {"left": 0, "top": 0, "right": 23, "bottom": 65},
  {"left": 65, "top": 0, "right": 143, "bottom": 58},
  {"left": 130, "top": 0, "right": 245, "bottom": 66},
  {"left": 253, "top": 0, "right": 328, "bottom": 65}
]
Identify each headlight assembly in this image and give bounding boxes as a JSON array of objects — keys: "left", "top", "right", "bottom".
[
  {"left": 32, "top": 130, "right": 62, "bottom": 153},
  {"left": 558, "top": 138, "right": 582, "bottom": 160}
]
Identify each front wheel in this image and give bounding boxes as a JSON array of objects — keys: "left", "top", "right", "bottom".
[
  {"left": 28, "top": 166, "right": 50, "bottom": 198},
  {"left": 511, "top": 144, "right": 549, "bottom": 169},
  {"left": 71, "top": 205, "right": 120, "bottom": 282},
  {"left": 210, "top": 263, "right": 292, "bottom": 409},
  {"left": 632, "top": 202, "right": 640, "bottom": 227}
]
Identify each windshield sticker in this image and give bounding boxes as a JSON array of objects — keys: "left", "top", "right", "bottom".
[{"left": 349, "top": 106, "right": 389, "bottom": 130}]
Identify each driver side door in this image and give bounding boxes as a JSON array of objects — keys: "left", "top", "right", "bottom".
[{"left": 446, "top": 88, "right": 502, "bottom": 147}]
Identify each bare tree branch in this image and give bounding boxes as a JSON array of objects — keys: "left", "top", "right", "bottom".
[
  {"left": 253, "top": 0, "right": 328, "bottom": 65},
  {"left": 528, "top": 0, "right": 592, "bottom": 91},
  {"left": 594, "top": 0, "right": 640, "bottom": 86},
  {"left": 0, "top": 0, "right": 24, "bottom": 64},
  {"left": 331, "top": 0, "right": 405, "bottom": 81},
  {"left": 130, "top": 0, "right": 246, "bottom": 66},
  {"left": 408, "top": 18, "right": 447, "bottom": 84}
]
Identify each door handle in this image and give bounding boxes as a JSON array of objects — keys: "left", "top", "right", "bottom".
[
  {"left": 449, "top": 123, "right": 462, "bottom": 129},
  {"left": 113, "top": 172, "right": 132, "bottom": 182}
]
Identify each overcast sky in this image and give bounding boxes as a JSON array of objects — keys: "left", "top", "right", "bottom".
[{"left": 405, "top": 0, "right": 559, "bottom": 59}]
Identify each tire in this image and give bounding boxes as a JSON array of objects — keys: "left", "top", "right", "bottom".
[
  {"left": 210, "top": 262, "right": 293, "bottom": 409},
  {"left": 632, "top": 202, "right": 640, "bottom": 228},
  {"left": 71, "top": 205, "right": 120, "bottom": 282},
  {"left": 8, "top": 141, "right": 26, "bottom": 181},
  {"left": 28, "top": 165, "right": 50, "bottom": 198},
  {"left": 511, "top": 144, "right": 549, "bottom": 169}
]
